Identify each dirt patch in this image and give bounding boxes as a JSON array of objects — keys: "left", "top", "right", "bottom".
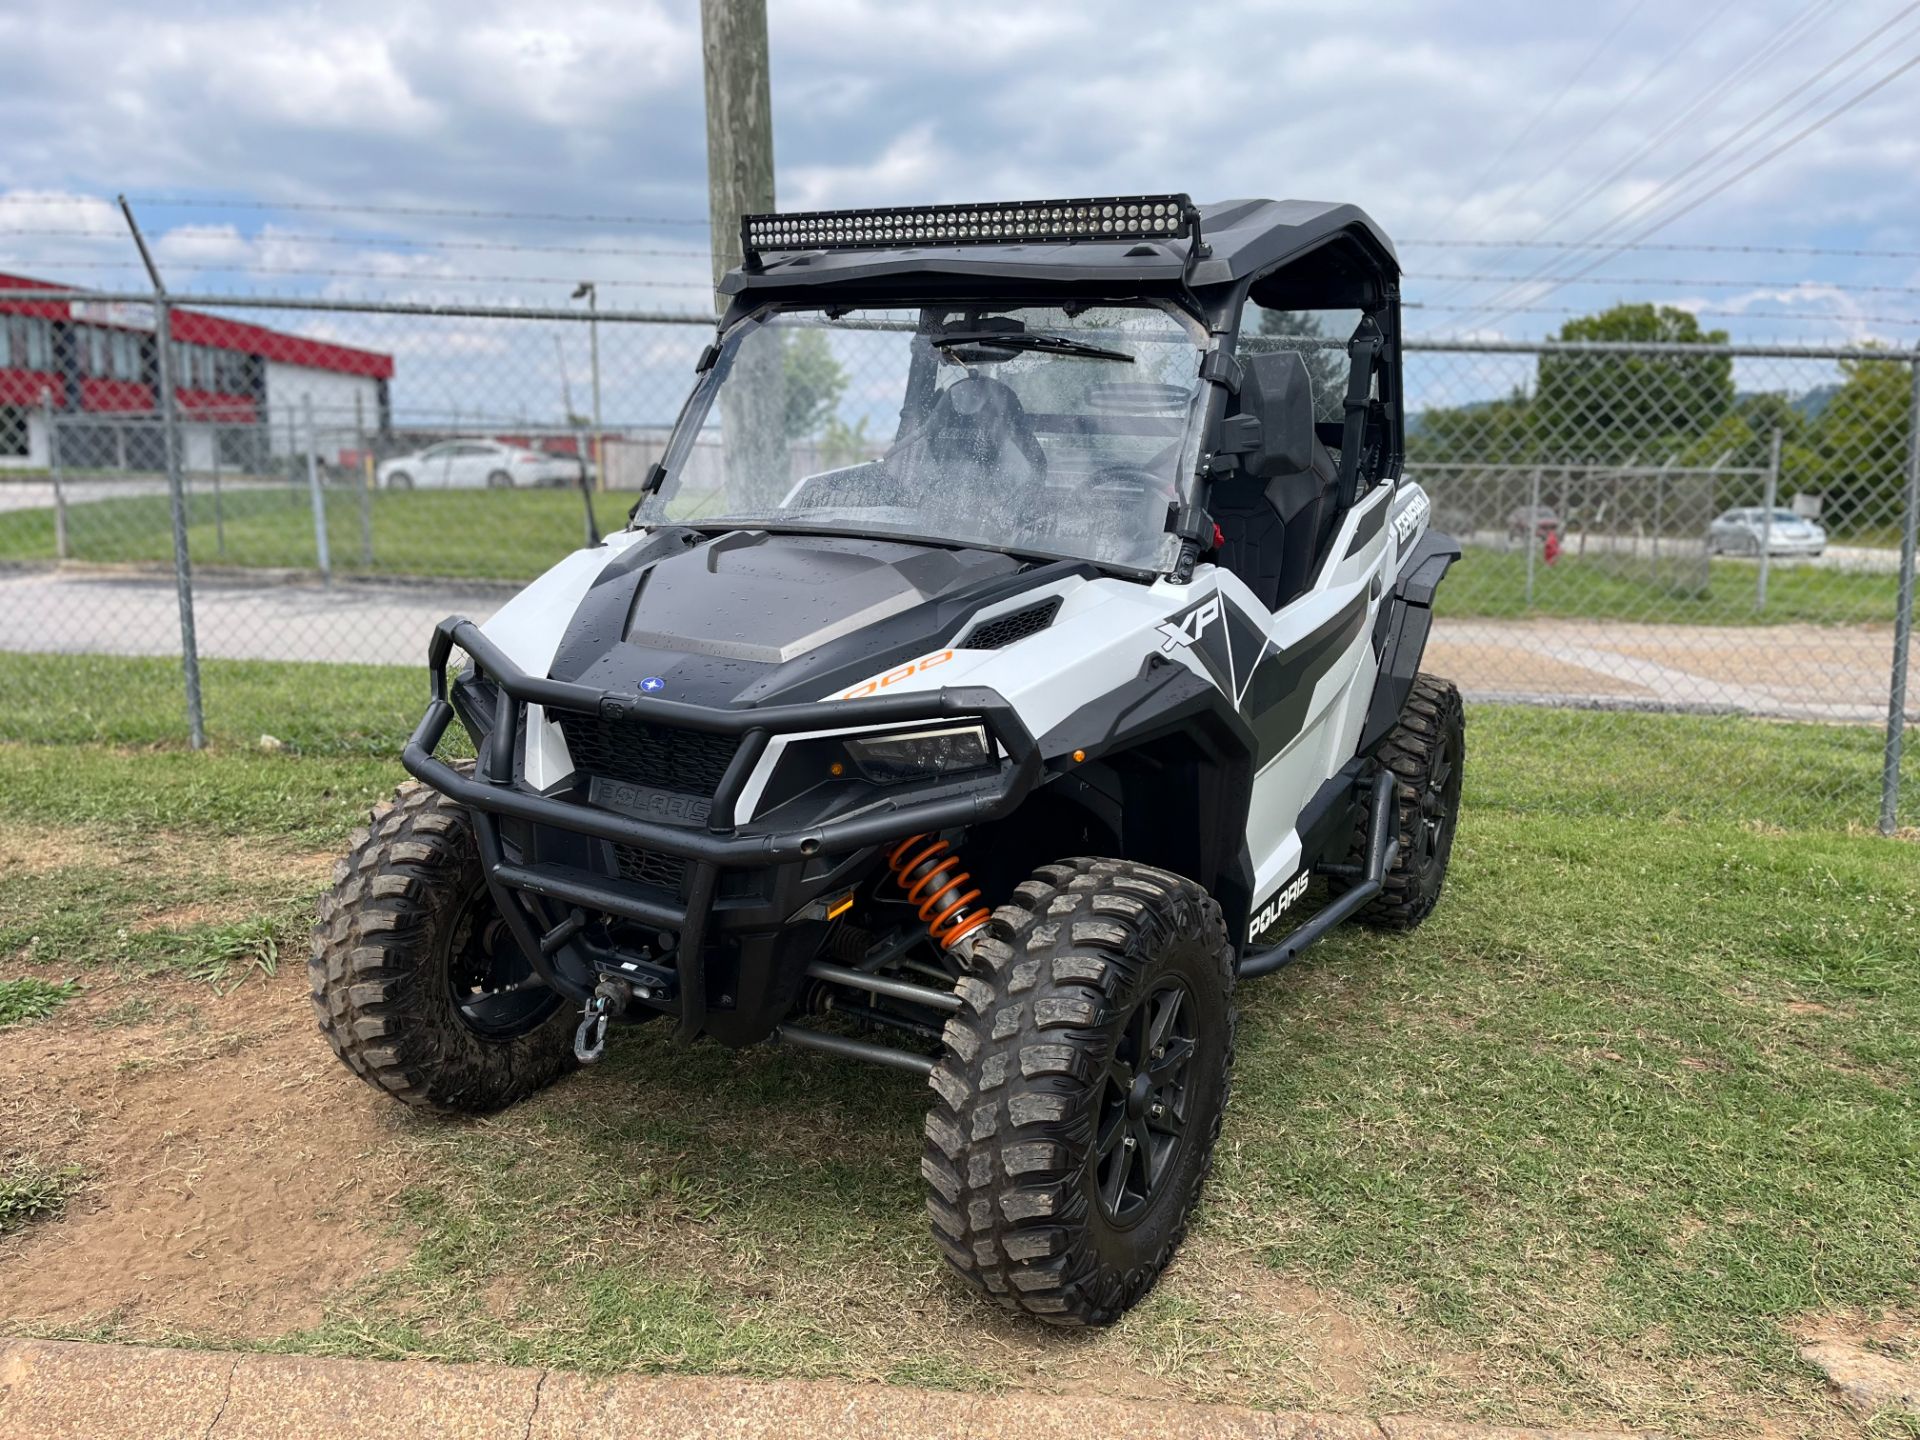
[
  {"left": 1423, "top": 639, "right": 1651, "bottom": 698},
  {"left": 0, "top": 822, "right": 334, "bottom": 887},
  {"left": 0, "top": 827, "right": 121, "bottom": 878},
  {"left": 1795, "top": 1308, "right": 1920, "bottom": 1359},
  {"left": 1608, "top": 628, "right": 1895, "bottom": 693},
  {"left": 1155, "top": 1239, "right": 1396, "bottom": 1403},
  {"left": 128, "top": 901, "right": 239, "bottom": 934},
  {"left": 0, "top": 964, "right": 413, "bottom": 1338}
]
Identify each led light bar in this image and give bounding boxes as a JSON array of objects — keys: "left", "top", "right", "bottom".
[{"left": 741, "top": 194, "right": 1196, "bottom": 262}]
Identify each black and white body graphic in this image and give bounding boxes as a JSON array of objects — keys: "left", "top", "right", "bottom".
[{"left": 311, "top": 194, "right": 1464, "bottom": 1330}]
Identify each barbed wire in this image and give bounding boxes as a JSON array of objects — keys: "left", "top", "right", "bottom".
[
  {"left": 1405, "top": 237, "right": 1920, "bottom": 261},
  {"left": 0, "top": 257, "right": 711, "bottom": 288},
  {"left": 0, "top": 227, "right": 710, "bottom": 260},
  {"left": 1406, "top": 299, "right": 1920, "bottom": 326},
  {"left": 124, "top": 196, "right": 712, "bottom": 226},
  {"left": 1409, "top": 272, "right": 1920, "bottom": 298}
]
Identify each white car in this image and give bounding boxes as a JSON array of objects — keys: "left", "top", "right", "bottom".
[
  {"left": 377, "top": 440, "right": 585, "bottom": 491},
  {"left": 1708, "top": 507, "right": 1826, "bottom": 557}
]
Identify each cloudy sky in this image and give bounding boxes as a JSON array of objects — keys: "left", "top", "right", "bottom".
[{"left": 2, "top": 0, "right": 1916, "bottom": 419}]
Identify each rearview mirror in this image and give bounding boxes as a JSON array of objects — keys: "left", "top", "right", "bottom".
[{"left": 1238, "top": 350, "right": 1316, "bottom": 479}]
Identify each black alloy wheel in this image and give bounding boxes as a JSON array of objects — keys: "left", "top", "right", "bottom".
[{"left": 1093, "top": 979, "right": 1196, "bottom": 1228}]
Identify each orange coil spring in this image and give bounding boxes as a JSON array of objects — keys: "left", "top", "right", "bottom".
[{"left": 884, "top": 834, "right": 991, "bottom": 950}]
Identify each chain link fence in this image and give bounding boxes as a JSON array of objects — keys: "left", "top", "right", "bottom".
[{"left": 1, "top": 289, "right": 1914, "bottom": 831}]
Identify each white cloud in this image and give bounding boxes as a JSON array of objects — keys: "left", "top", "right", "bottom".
[{"left": 0, "top": 0, "right": 1915, "bottom": 359}]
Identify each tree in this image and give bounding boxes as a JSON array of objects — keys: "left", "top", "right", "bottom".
[
  {"left": 780, "top": 327, "right": 848, "bottom": 442},
  {"left": 1251, "top": 308, "right": 1348, "bottom": 420},
  {"left": 1678, "top": 392, "right": 1817, "bottom": 510},
  {"left": 1533, "top": 304, "right": 1733, "bottom": 465},
  {"left": 1407, "top": 388, "right": 1535, "bottom": 467},
  {"left": 1805, "top": 355, "right": 1914, "bottom": 532}
]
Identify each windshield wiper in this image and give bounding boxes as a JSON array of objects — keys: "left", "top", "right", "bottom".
[{"left": 929, "top": 330, "right": 1133, "bottom": 363}]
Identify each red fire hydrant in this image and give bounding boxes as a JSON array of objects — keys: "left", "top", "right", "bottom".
[{"left": 1543, "top": 528, "right": 1560, "bottom": 566}]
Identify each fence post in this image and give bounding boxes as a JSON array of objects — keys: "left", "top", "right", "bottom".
[
  {"left": 41, "top": 390, "right": 69, "bottom": 562},
  {"left": 354, "top": 390, "right": 373, "bottom": 569},
  {"left": 1756, "top": 427, "right": 1781, "bottom": 614},
  {"left": 1524, "top": 468, "right": 1541, "bottom": 609},
  {"left": 154, "top": 298, "right": 206, "bottom": 748},
  {"left": 1880, "top": 360, "right": 1920, "bottom": 835},
  {"left": 304, "top": 394, "right": 332, "bottom": 582},
  {"left": 118, "top": 197, "right": 206, "bottom": 750},
  {"left": 210, "top": 427, "right": 226, "bottom": 558}
]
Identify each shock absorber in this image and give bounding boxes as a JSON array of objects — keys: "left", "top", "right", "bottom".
[{"left": 884, "top": 834, "right": 991, "bottom": 951}]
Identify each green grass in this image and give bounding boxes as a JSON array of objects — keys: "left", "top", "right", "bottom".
[
  {"left": 0, "top": 486, "right": 1904, "bottom": 627},
  {"left": 0, "top": 977, "right": 78, "bottom": 1027},
  {"left": 1448, "top": 546, "right": 1904, "bottom": 626},
  {"left": 0, "top": 484, "right": 602, "bottom": 583},
  {"left": 0, "top": 1158, "right": 82, "bottom": 1235},
  {"left": 1, "top": 655, "right": 1916, "bottom": 1432}
]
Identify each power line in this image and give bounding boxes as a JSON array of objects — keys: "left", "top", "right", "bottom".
[
  {"left": 1501, "top": 0, "right": 1743, "bottom": 205},
  {"left": 1421, "top": 0, "right": 1729, "bottom": 308},
  {"left": 1469, "top": 2, "right": 1920, "bottom": 318},
  {"left": 1430, "top": 0, "right": 1652, "bottom": 235},
  {"left": 1437, "top": 1, "right": 1851, "bottom": 322},
  {"left": 1457, "top": 45, "right": 1920, "bottom": 331},
  {"left": 1520, "top": 0, "right": 1840, "bottom": 243}
]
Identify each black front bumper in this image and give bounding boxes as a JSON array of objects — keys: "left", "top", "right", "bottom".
[{"left": 403, "top": 616, "right": 1041, "bottom": 1042}]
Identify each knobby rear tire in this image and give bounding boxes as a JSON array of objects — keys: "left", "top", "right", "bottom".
[{"left": 1347, "top": 672, "right": 1465, "bottom": 931}]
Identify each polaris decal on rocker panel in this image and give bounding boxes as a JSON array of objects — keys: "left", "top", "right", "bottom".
[{"left": 1249, "top": 870, "right": 1310, "bottom": 940}]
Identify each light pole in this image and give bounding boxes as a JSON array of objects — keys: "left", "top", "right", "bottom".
[{"left": 571, "top": 282, "right": 603, "bottom": 490}]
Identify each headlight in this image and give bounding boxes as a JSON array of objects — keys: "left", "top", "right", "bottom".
[{"left": 843, "top": 724, "right": 994, "bottom": 785}]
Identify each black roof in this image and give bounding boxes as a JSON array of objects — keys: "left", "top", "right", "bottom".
[{"left": 720, "top": 199, "right": 1398, "bottom": 301}]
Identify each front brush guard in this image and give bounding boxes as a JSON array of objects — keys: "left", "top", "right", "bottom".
[{"left": 402, "top": 616, "right": 1042, "bottom": 1043}]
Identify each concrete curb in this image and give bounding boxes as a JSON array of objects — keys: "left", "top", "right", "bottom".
[{"left": 0, "top": 1338, "right": 1657, "bottom": 1440}]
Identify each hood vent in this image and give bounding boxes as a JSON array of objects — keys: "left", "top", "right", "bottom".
[{"left": 958, "top": 596, "right": 1062, "bottom": 650}]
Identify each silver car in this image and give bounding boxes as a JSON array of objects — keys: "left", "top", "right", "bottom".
[{"left": 1707, "top": 507, "right": 1826, "bottom": 557}]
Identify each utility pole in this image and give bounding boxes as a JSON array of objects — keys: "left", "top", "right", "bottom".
[
  {"left": 702, "top": 0, "right": 775, "bottom": 308},
  {"left": 571, "top": 282, "right": 604, "bottom": 490},
  {"left": 701, "top": 0, "right": 782, "bottom": 506}
]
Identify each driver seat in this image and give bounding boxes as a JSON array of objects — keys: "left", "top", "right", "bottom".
[
  {"left": 1210, "top": 443, "right": 1339, "bottom": 612},
  {"left": 886, "top": 375, "right": 1047, "bottom": 492}
]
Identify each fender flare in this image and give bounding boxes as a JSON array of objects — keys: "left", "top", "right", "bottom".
[{"left": 1359, "top": 528, "right": 1461, "bottom": 754}]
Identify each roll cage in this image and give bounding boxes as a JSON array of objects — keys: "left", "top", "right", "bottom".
[{"left": 696, "top": 196, "right": 1404, "bottom": 585}]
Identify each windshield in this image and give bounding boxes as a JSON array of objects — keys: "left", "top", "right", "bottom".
[{"left": 632, "top": 303, "right": 1208, "bottom": 573}]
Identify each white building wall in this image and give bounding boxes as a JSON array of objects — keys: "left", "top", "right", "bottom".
[
  {"left": 181, "top": 423, "right": 217, "bottom": 473},
  {"left": 264, "top": 362, "right": 383, "bottom": 460},
  {"left": 0, "top": 411, "right": 50, "bottom": 469}
]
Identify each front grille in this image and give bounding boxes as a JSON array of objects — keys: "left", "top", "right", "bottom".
[
  {"left": 556, "top": 713, "right": 741, "bottom": 794},
  {"left": 960, "top": 597, "right": 1062, "bottom": 650},
  {"left": 613, "top": 843, "right": 689, "bottom": 893}
]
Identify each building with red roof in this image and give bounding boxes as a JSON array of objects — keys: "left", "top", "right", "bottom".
[{"left": 0, "top": 272, "right": 394, "bottom": 471}]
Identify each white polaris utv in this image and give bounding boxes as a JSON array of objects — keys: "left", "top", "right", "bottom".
[{"left": 312, "top": 194, "right": 1463, "bottom": 1326}]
